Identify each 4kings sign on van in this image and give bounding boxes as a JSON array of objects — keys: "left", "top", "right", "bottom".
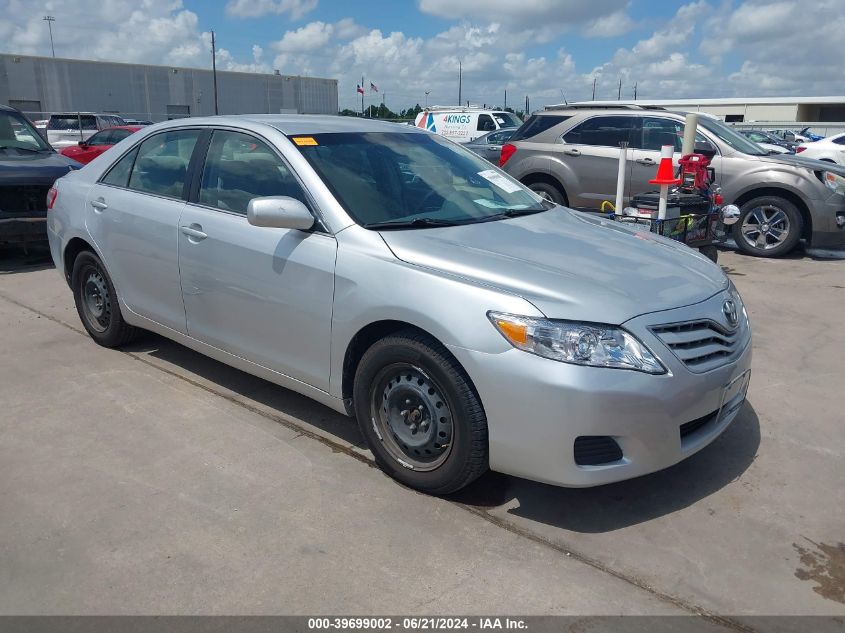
[{"left": 415, "top": 107, "right": 522, "bottom": 143}]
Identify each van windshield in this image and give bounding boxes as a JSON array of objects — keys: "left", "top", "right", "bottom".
[
  {"left": 291, "top": 132, "right": 549, "bottom": 229},
  {"left": 493, "top": 112, "right": 522, "bottom": 127}
]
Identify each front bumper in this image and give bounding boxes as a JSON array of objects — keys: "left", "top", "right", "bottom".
[
  {"left": 810, "top": 193, "right": 845, "bottom": 249},
  {"left": 449, "top": 291, "right": 752, "bottom": 487},
  {"left": 0, "top": 215, "right": 48, "bottom": 244}
]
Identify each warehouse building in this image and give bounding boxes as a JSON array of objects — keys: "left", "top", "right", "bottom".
[
  {"left": 562, "top": 96, "right": 845, "bottom": 123},
  {"left": 0, "top": 53, "right": 338, "bottom": 121}
]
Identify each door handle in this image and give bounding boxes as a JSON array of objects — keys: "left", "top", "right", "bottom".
[
  {"left": 180, "top": 224, "right": 207, "bottom": 241},
  {"left": 635, "top": 158, "right": 657, "bottom": 166},
  {"left": 90, "top": 199, "right": 108, "bottom": 212},
  {"left": 563, "top": 149, "right": 581, "bottom": 156}
]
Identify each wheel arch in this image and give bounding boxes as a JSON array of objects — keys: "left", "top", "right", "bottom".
[
  {"left": 341, "top": 320, "right": 475, "bottom": 415},
  {"left": 519, "top": 172, "right": 570, "bottom": 206},
  {"left": 733, "top": 187, "right": 812, "bottom": 240},
  {"left": 63, "top": 237, "right": 97, "bottom": 286}
]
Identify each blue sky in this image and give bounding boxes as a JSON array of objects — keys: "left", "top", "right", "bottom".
[{"left": 2, "top": 0, "right": 842, "bottom": 112}]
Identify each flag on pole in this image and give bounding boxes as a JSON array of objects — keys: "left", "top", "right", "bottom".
[
  {"left": 370, "top": 82, "right": 378, "bottom": 92},
  {"left": 356, "top": 84, "right": 365, "bottom": 95}
]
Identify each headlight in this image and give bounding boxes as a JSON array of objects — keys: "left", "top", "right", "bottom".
[
  {"left": 727, "top": 280, "right": 749, "bottom": 325},
  {"left": 487, "top": 312, "right": 666, "bottom": 374},
  {"left": 823, "top": 171, "right": 845, "bottom": 194}
]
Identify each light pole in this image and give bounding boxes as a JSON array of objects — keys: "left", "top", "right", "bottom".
[
  {"left": 43, "top": 16, "right": 56, "bottom": 58},
  {"left": 458, "top": 60, "right": 462, "bottom": 107},
  {"left": 425, "top": 90, "right": 430, "bottom": 108},
  {"left": 211, "top": 30, "right": 219, "bottom": 115}
]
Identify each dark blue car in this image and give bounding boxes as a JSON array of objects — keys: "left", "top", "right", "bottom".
[{"left": 0, "top": 104, "right": 81, "bottom": 246}]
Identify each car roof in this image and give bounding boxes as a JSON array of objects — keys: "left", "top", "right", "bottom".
[
  {"left": 103, "top": 125, "right": 142, "bottom": 132},
  {"left": 149, "top": 114, "right": 429, "bottom": 136}
]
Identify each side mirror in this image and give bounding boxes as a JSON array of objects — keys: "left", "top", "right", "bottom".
[
  {"left": 78, "top": 140, "right": 87, "bottom": 147},
  {"left": 247, "top": 196, "right": 314, "bottom": 231},
  {"left": 695, "top": 142, "right": 717, "bottom": 158}
]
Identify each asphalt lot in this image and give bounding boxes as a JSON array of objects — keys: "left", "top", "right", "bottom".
[{"left": 0, "top": 244, "right": 843, "bottom": 624}]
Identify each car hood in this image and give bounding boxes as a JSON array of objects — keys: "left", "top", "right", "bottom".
[
  {"left": 0, "top": 151, "right": 81, "bottom": 185},
  {"left": 379, "top": 208, "right": 728, "bottom": 324},
  {"left": 754, "top": 152, "right": 845, "bottom": 176}
]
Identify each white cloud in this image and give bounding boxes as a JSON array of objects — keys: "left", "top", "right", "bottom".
[
  {"left": 583, "top": 9, "right": 636, "bottom": 38},
  {"left": 273, "top": 21, "right": 335, "bottom": 53},
  {"left": 418, "top": 0, "right": 629, "bottom": 24},
  {"left": 225, "top": 0, "right": 318, "bottom": 20}
]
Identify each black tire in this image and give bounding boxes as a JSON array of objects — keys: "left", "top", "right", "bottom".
[
  {"left": 353, "top": 330, "right": 488, "bottom": 494},
  {"left": 71, "top": 250, "right": 137, "bottom": 347},
  {"left": 527, "top": 181, "right": 567, "bottom": 206},
  {"left": 698, "top": 244, "right": 718, "bottom": 263},
  {"left": 732, "top": 196, "right": 802, "bottom": 258}
]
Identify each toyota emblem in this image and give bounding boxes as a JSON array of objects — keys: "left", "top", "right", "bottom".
[{"left": 723, "top": 300, "right": 738, "bottom": 328}]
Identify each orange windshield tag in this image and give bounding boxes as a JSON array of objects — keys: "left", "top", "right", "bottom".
[{"left": 292, "top": 137, "right": 318, "bottom": 146}]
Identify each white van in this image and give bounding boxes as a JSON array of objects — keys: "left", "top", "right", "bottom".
[{"left": 414, "top": 107, "right": 522, "bottom": 143}]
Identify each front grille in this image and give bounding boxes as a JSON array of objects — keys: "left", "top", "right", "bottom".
[
  {"left": 0, "top": 185, "right": 51, "bottom": 215},
  {"left": 679, "top": 409, "right": 719, "bottom": 440},
  {"left": 574, "top": 436, "right": 623, "bottom": 466},
  {"left": 650, "top": 319, "right": 742, "bottom": 372}
]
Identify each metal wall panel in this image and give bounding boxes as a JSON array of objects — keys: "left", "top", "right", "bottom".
[{"left": 0, "top": 54, "right": 338, "bottom": 120}]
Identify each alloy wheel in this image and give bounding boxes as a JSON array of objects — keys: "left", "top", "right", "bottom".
[{"left": 740, "top": 204, "right": 791, "bottom": 251}]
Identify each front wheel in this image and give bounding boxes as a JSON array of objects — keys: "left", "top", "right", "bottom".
[
  {"left": 71, "top": 251, "right": 137, "bottom": 347},
  {"left": 353, "top": 330, "right": 488, "bottom": 494},
  {"left": 732, "top": 196, "right": 802, "bottom": 257}
]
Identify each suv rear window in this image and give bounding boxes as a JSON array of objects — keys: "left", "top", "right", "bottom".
[
  {"left": 48, "top": 115, "right": 97, "bottom": 131},
  {"left": 509, "top": 115, "right": 571, "bottom": 142}
]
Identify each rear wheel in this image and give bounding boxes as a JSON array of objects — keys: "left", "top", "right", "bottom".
[
  {"left": 732, "top": 196, "right": 802, "bottom": 257},
  {"left": 71, "top": 251, "right": 137, "bottom": 347},
  {"left": 527, "top": 181, "right": 567, "bottom": 206},
  {"left": 353, "top": 330, "right": 488, "bottom": 494}
]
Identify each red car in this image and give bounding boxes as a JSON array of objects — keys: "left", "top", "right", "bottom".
[{"left": 58, "top": 126, "right": 142, "bottom": 164}]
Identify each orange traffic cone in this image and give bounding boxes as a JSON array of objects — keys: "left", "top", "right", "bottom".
[{"left": 649, "top": 145, "right": 681, "bottom": 185}]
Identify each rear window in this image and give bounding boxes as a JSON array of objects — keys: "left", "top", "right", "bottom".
[
  {"left": 48, "top": 115, "right": 97, "bottom": 131},
  {"left": 510, "top": 115, "right": 572, "bottom": 142}
]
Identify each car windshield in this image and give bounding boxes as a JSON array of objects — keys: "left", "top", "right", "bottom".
[
  {"left": 698, "top": 117, "right": 767, "bottom": 156},
  {"left": 291, "top": 132, "right": 549, "bottom": 228},
  {"left": 0, "top": 110, "right": 52, "bottom": 152}
]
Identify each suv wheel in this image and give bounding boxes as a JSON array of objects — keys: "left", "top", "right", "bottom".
[
  {"left": 353, "top": 330, "right": 488, "bottom": 494},
  {"left": 527, "top": 181, "right": 567, "bottom": 206},
  {"left": 732, "top": 196, "right": 802, "bottom": 257}
]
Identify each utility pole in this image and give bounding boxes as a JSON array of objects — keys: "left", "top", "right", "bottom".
[
  {"left": 458, "top": 60, "right": 462, "bottom": 108},
  {"left": 211, "top": 30, "right": 219, "bottom": 115},
  {"left": 524, "top": 95, "right": 529, "bottom": 115},
  {"left": 633, "top": 82, "right": 638, "bottom": 100},
  {"left": 592, "top": 77, "right": 597, "bottom": 101},
  {"left": 617, "top": 78, "right": 622, "bottom": 100},
  {"left": 43, "top": 16, "right": 56, "bottom": 58},
  {"left": 504, "top": 89, "right": 507, "bottom": 110},
  {"left": 425, "top": 90, "right": 430, "bottom": 108},
  {"left": 362, "top": 75, "right": 365, "bottom": 116}
]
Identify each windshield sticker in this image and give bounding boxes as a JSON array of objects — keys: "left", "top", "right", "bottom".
[
  {"left": 477, "top": 169, "right": 522, "bottom": 193},
  {"left": 473, "top": 199, "right": 530, "bottom": 210},
  {"left": 292, "top": 137, "right": 318, "bottom": 146}
]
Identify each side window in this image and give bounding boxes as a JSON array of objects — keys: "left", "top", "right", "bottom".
[
  {"left": 636, "top": 117, "right": 682, "bottom": 152},
  {"left": 477, "top": 114, "right": 496, "bottom": 132},
  {"left": 487, "top": 131, "right": 509, "bottom": 144},
  {"left": 128, "top": 129, "right": 200, "bottom": 199},
  {"left": 833, "top": 136, "right": 845, "bottom": 146},
  {"left": 88, "top": 130, "right": 112, "bottom": 146},
  {"left": 509, "top": 115, "right": 571, "bottom": 142},
  {"left": 198, "top": 130, "right": 309, "bottom": 215},
  {"left": 563, "top": 116, "right": 637, "bottom": 147},
  {"left": 101, "top": 147, "right": 139, "bottom": 188},
  {"left": 110, "top": 129, "right": 133, "bottom": 143}
]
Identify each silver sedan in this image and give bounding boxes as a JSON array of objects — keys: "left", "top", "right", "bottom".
[{"left": 47, "top": 115, "right": 752, "bottom": 494}]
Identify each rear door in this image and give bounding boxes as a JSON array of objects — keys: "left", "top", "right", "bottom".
[
  {"left": 559, "top": 115, "right": 638, "bottom": 209},
  {"left": 85, "top": 128, "right": 203, "bottom": 333}
]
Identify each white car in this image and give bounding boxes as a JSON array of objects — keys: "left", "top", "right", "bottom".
[
  {"left": 796, "top": 133, "right": 845, "bottom": 165},
  {"left": 414, "top": 107, "right": 521, "bottom": 143}
]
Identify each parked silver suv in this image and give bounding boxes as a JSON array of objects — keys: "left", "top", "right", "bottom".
[{"left": 501, "top": 106, "right": 845, "bottom": 257}]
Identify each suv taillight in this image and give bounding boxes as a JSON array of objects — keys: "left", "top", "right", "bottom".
[
  {"left": 46, "top": 185, "right": 58, "bottom": 210},
  {"left": 796, "top": 146, "right": 806, "bottom": 153},
  {"left": 499, "top": 143, "right": 517, "bottom": 167}
]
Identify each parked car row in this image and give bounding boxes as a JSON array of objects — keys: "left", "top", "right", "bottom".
[{"left": 497, "top": 106, "right": 845, "bottom": 257}]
